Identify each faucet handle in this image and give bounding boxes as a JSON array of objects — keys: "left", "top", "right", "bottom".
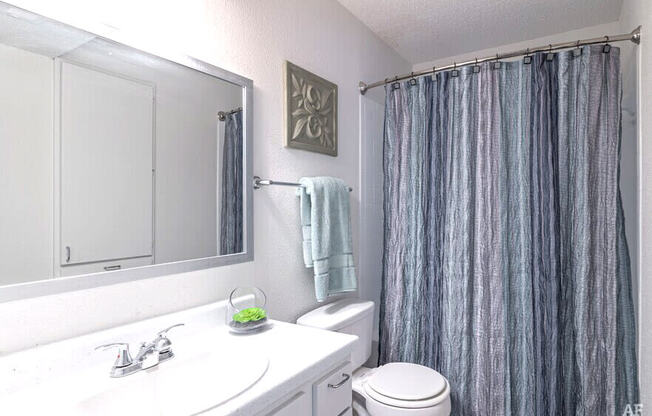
[
  {"left": 155, "top": 323, "right": 184, "bottom": 354},
  {"left": 156, "top": 323, "right": 185, "bottom": 338},
  {"left": 95, "top": 342, "right": 133, "bottom": 368}
]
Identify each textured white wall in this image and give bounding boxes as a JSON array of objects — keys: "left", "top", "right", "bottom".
[
  {"left": 620, "top": 0, "right": 651, "bottom": 408},
  {"left": 359, "top": 88, "right": 385, "bottom": 354},
  {"left": 0, "top": 0, "right": 409, "bottom": 354}
]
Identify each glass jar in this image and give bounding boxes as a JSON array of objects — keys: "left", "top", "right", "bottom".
[{"left": 226, "top": 286, "right": 269, "bottom": 333}]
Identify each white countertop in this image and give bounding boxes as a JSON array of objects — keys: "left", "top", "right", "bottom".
[
  {"left": 209, "top": 321, "right": 355, "bottom": 415},
  {"left": 0, "top": 300, "right": 357, "bottom": 415}
]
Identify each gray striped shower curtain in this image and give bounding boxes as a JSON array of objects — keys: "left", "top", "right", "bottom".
[
  {"left": 380, "top": 45, "right": 638, "bottom": 415},
  {"left": 219, "top": 111, "right": 243, "bottom": 255}
]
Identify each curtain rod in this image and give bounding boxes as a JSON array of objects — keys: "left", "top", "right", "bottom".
[
  {"left": 359, "top": 26, "right": 641, "bottom": 95},
  {"left": 218, "top": 107, "right": 242, "bottom": 121}
]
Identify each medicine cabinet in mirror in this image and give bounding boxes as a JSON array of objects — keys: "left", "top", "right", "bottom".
[{"left": 0, "top": 2, "right": 253, "bottom": 301}]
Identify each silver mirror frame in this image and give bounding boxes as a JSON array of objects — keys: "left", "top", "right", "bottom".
[{"left": 0, "top": 15, "right": 254, "bottom": 303}]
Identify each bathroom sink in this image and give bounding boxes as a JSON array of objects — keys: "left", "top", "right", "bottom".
[
  {"left": 78, "top": 350, "right": 269, "bottom": 415},
  {"left": 2, "top": 338, "right": 269, "bottom": 415}
]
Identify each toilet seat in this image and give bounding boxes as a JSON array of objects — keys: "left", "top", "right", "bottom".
[{"left": 364, "top": 363, "right": 449, "bottom": 409}]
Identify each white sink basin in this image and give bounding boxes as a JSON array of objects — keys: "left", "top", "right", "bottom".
[{"left": 2, "top": 338, "right": 269, "bottom": 415}]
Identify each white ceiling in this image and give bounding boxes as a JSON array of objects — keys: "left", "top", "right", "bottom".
[{"left": 337, "top": 0, "right": 623, "bottom": 64}]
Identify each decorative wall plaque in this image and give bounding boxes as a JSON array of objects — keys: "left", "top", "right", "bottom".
[{"left": 284, "top": 61, "right": 337, "bottom": 156}]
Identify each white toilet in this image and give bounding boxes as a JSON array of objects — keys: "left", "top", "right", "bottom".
[{"left": 297, "top": 299, "right": 451, "bottom": 416}]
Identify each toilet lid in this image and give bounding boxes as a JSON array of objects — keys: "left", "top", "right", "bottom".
[{"left": 367, "top": 363, "right": 447, "bottom": 401}]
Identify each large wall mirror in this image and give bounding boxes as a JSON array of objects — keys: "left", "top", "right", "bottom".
[{"left": 0, "top": 2, "right": 253, "bottom": 301}]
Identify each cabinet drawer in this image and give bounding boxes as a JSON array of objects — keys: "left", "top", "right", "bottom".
[
  {"left": 313, "top": 362, "right": 352, "bottom": 416},
  {"left": 266, "top": 391, "right": 311, "bottom": 416}
]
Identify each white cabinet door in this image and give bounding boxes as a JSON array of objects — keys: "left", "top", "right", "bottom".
[
  {"left": 59, "top": 61, "right": 154, "bottom": 265},
  {"left": 265, "top": 391, "right": 312, "bottom": 416},
  {"left": 313, "top": 362, "right": 352, "bottom": 416}
]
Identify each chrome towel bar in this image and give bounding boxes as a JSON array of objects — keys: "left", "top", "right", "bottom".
[{"left": 253, "top": 176, "right": 352, "bottom": 192}]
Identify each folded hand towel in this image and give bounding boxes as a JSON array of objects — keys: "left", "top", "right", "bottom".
[{"left": 297, "top": 177, "right": 357, "bottom": 302}]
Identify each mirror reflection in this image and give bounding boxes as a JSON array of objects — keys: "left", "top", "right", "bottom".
[{"left": 0, "top": 4, "right": 244, "bottom": 287}]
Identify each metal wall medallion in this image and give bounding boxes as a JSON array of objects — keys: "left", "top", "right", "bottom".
[{"left": 283, "top": 60, "right": 337, "bottom": 156}]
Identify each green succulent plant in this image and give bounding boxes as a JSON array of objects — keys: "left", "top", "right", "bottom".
[{"left": 232, "top": 307, "right": 267, "bottom": 323}]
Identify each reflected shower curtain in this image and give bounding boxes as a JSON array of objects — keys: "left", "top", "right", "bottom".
[
  {"left": 219, "top": 111, "right": 243, "bottom": 255},
  {"left": 380, "top": 46, "right": 638, "bottom": 415}
]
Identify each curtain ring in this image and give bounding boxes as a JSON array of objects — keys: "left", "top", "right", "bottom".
[
  {"left": 546, "top": 44, "right": 554, "bottom": 61},
  {"left": 603, "top": 35, "right": 611, "bottom": 53},
  {"left": 493, "top": 54, "right": 501, "bottom": 70},
  {"left": 409, "top": 72, "right": 417, "bottom": 86},
  {"left": 473, "top": 57, "right": 481, "bottom": 73},
  {"left": 391, "top": 75, "right": 400, "bottom": 90},
  {"left": 524, "top": 48, "right": 532, "bottom": 64},
  {"left": 573, "top": 40, "right": 583, "bottom": 57},
  {"left": 451, "top": 62, "right": 459, "bottom": 77}
]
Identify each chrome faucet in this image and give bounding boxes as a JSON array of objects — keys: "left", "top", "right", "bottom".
[{"left": 95, "top": 323, "right": 184, "bottom": 378}]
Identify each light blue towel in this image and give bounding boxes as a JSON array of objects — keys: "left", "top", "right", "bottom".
[{"left": 297, "top": 177, "right": 357, "bottom": 302}]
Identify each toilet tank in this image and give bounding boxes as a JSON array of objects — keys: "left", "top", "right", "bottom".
[{"left": 297, "top": 299, "right": 375, "bottom": 369}]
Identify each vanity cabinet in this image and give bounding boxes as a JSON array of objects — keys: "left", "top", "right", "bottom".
[{"left": 263, "top": 361, "right": 352, "bottom": 416}]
